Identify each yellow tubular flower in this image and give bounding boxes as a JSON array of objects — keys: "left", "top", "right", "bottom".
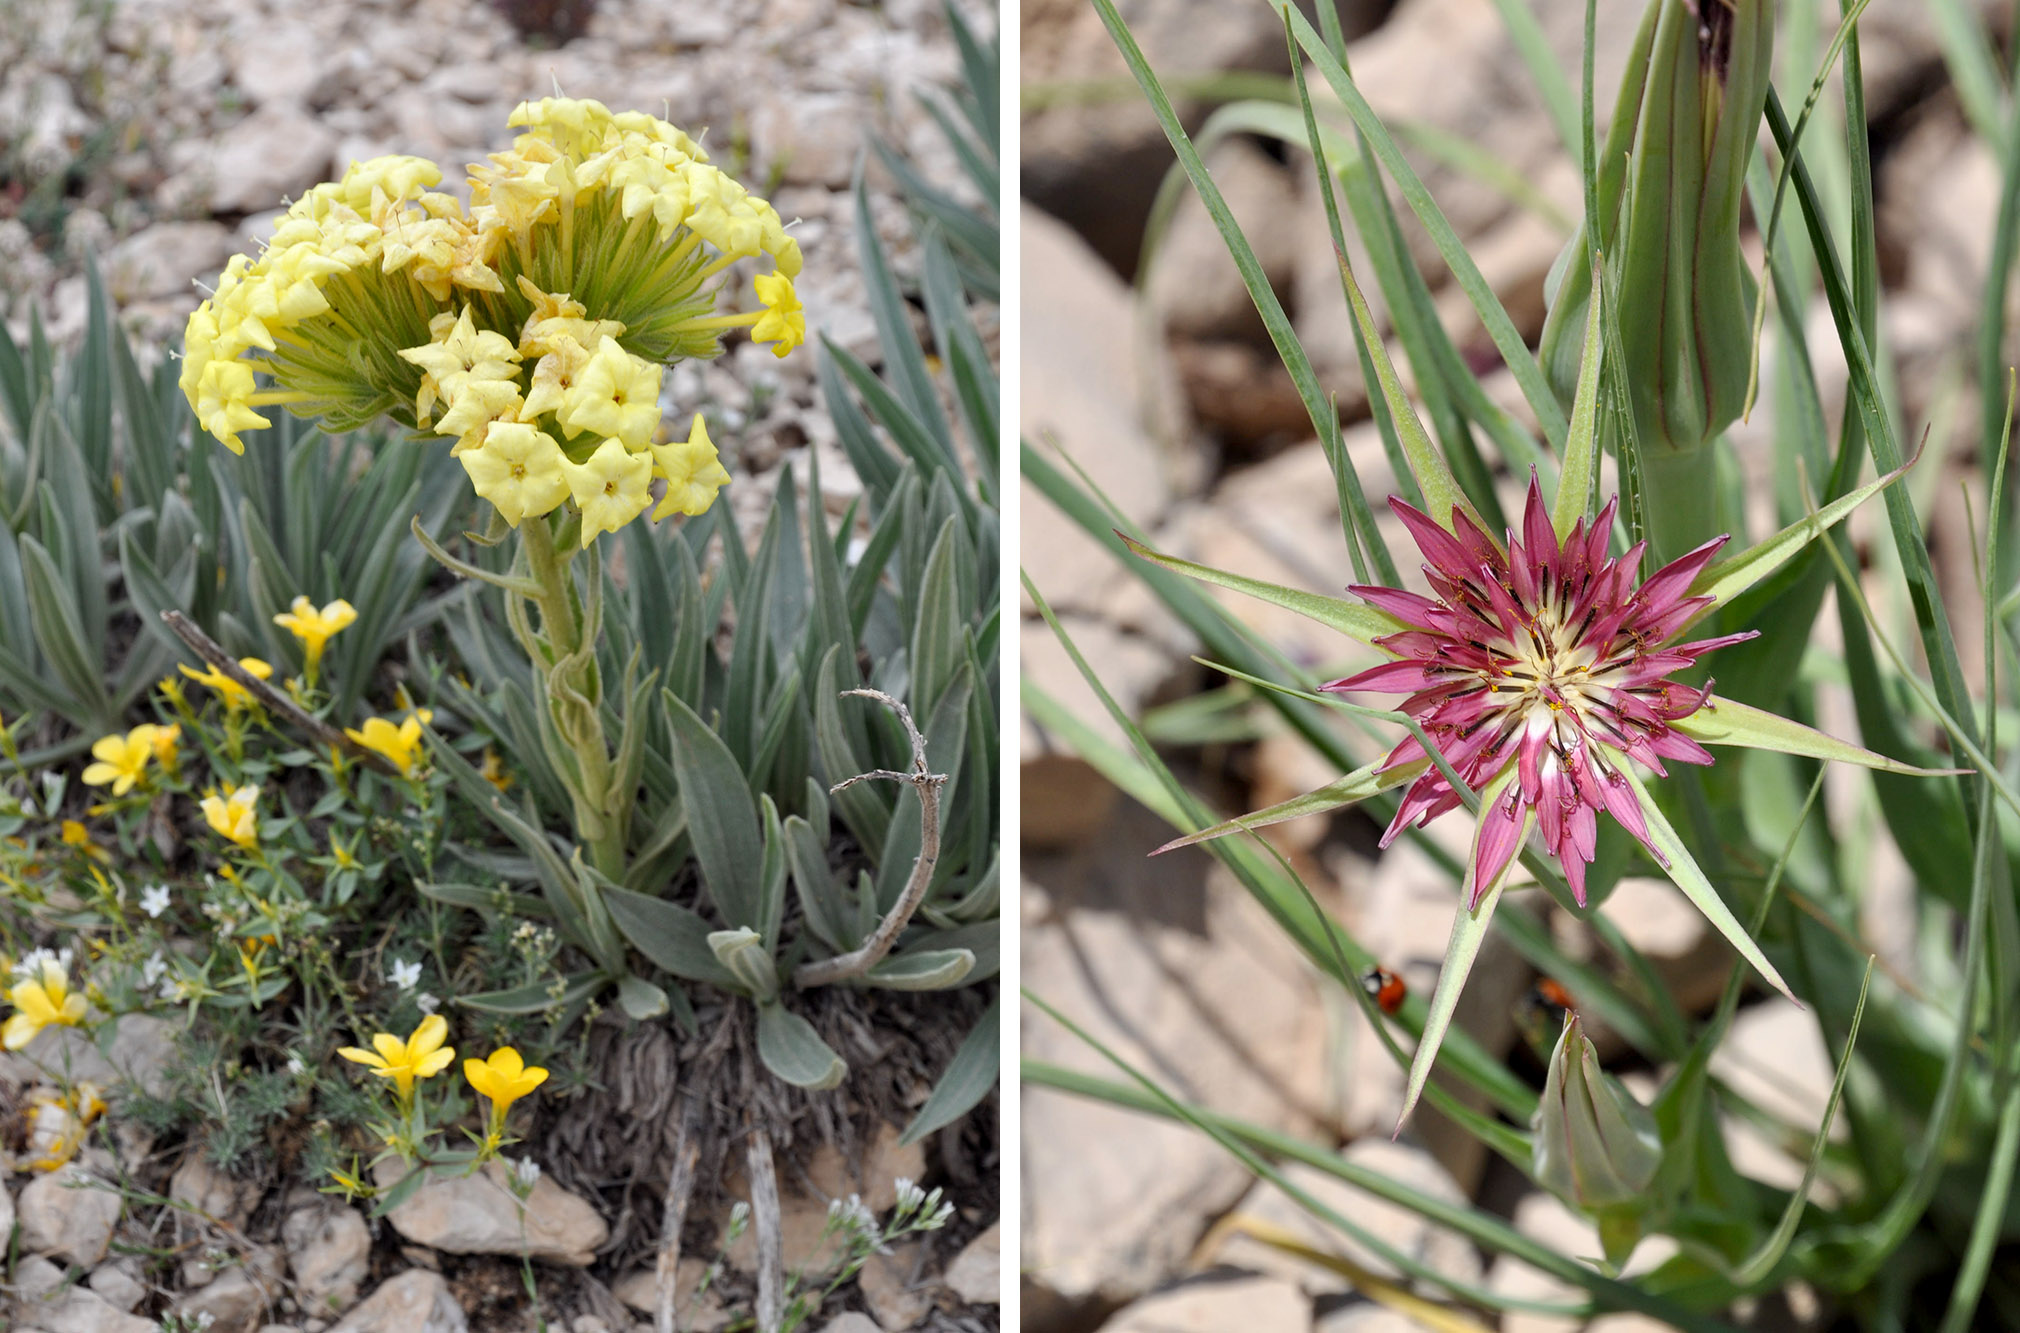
[
  {"left": 461, "top": 422, "right": 572, "bottom": 526},
  {"left": 274, "top": 596, "right": 358, "bottom": 684},
  {"left": 751, "top": 272, "right": 805, "bottom": 358},
  {"left": 344, "top": 710, "right": 433, "bottom": 778},
  {"left": 200, "top": 785, "right": 261, "bottom": 850},
  {"left": 338, "top": 1014, "right": 455, "bottom": 1101},
  {"left": 180, "top": 658, "right": 274, "bottom": 712},
  {"left": 555, "top": 337, "right": 662, "bottom": 447},
  {"left": 82, "top": 725, "right": 162, "bottom": 796},
  {"left": 465, "top": 1046, "right": 549, "bottom": 1132},
  {"left": 193, "top": 360, "right": 270, "bottom": 455},
  {"left": 650, "top": 415, "right": 733, "bottom": 520},
  {"left": 4, "top": 959, "right": 89, "bottom": 1049},
  {"left": 562, "top": 437, "right": 654, "bottom": 545}
]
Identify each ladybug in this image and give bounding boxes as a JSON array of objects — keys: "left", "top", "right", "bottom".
[
  {"left": 1361, "top": 966, "right": 1408, "bottom": 1016},
  {"left": 1534, "top": 977, "right": 1575, "bottom": 1013}
]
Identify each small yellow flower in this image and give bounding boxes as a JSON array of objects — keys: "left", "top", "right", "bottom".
[
  {"left": 273, "top": 596, "right": 357, "bottom": 685},
  {"left": 150, "top": 723, "right": 182, "bottom": 777},
  {"left": 344, "top": 710, "right": 433, "bottom": 778},
  {"left": 81, "top": 725, "right": 163, "bottom": 796},
  {"left": 751, "top": 272, "right": 804, "bottom": 358},
  {"left": 25, "top": 1082, "right": 104, "bottom": 1172},
  {"left": 562, "top": 436, "right": 654, "bottom": 546},
  {"left": 465, "top": 1046, "right": 549, "bottom": 1127},
  {"left": 200, "top": 785, "right": 262, "bottom": 850},
  {"left": 460, "top": 421, "right": 571, "bottom": 526},
  {"left": 479, "top": 747, "right": 513, "bottom": 792},
  {"left": 59, "top": 820, "right": 107, "bottom": 862},
  {"left": 330, "top": 831, "right": 363, "bottom": 871},
  {"left": 650, "top": 415, "right": 732, "bottom": 521},
  {"left": 4, "top": 958, "right": 89, "bottom": 1049},
  {"left": 339, "top": 1013, "right": 455, "bottom": 1101},
  {"left": 180, "top": 658, "right": 274, "bottom": 712},
  {"left": 556, "top": 336, "right": 662, "bottom": 448}
]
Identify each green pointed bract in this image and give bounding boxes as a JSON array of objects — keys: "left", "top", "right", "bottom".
[
  {"left": 1398, "top": 768, "right": 1529, "bottom": 1131},
  {"left": 1117, "top": 533, "right": 1405, "bottom": 646},
  {"left": 1675, "top": 697, "right": 1962, "bottom": 776},
  {"left": 1153, "top": 756, "right": 1429, "bottom": 855}
]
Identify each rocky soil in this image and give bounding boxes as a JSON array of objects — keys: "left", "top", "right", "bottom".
[
  {"left": 1019, "top": 0, "right": 2016, "bottom": 1329},
  {"left": 0, "top": 0, "right": 1000, "bottom": 1330}
]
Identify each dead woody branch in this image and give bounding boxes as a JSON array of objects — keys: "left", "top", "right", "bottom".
[
  {"left": 793, "top": 688, "right": 948, "bottom": 990},
  {"left": 160, "top": 610, "right": 404, "bottom": 779}
]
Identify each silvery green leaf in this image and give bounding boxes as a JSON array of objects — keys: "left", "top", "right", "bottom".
[
  {"left": 709, "top": 927, "right": 780, "bottom": 1003},
  {"left": 756, "top": 1002, "right": 847, "bottom": 1090}
]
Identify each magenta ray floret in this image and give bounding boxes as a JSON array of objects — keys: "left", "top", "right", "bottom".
[{"left": 1323, "top": 478, "right": 1756, "bottom": 907}]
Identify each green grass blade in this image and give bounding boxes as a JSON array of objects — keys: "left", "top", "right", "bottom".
[
  {"left": 1621, "top": 765, "right": 1796, "bottom": 1004},
  {"left": 1282, "top": 4, "right": 1568, "bottom": 449},
  {"left": 1094, "top": 0, "right": 1391, "bottom": 586},
  {"left": 1731, "top": 958, "right": 1871, "bottom": 1285}
]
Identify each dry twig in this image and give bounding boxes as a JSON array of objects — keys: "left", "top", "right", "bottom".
[
  {"left": 747, "top": 1121, "right": 785, "bottom": 1333},
  {"left": 160, "top": 611, "right": 403, "bottom": 777},
  {"left": 654, "top": 1093, "right": 705, "bottom": 1333},
  {"left": 793, "top": 689, "right": 948, "bottom": 990}
]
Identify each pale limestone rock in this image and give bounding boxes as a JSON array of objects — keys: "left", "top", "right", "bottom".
[
  {"left": 88, "top": 1257, "right": 148, "bottom": 1311},
  {"left": 1104, "top": 1273, "right": 1312, "bottom": 1333},
  {"left": 611, "top": 1258, "right": 729, "bottom": 1331},
  {"left": 750, "top": 92, "right": 864, "bottom": 189},
  {"left": 204, "top": 108, "right": 337, "bottom": 213},
  {"left": 858, "top": 1239, "right": 932, "bottom": 1331},
  {"left": 327, "top": 1270, "right": 467, "bottom": 1333},
  {"left": 1146, "top": 137, "right": 1300, "bottom": 343},
  {"left": 1215, "top": 1149, "right": 1480, "bottom": 1296},
  {"left": 1021, "top": 829, "right": 1330, "bottom": 1307},
  {"left": 104, "top": 220, "right": 233, "bottom": 302},
  {"left": 172, "top": 1152, "right": 262, "bottom": 1229},
  {"left": 18, "top": 1163, "right": 121, "bottom": 1267},
  {"left": 942, "top": 1221, "right": 999, "bottom": 1304},
  {"left": 375, "top": 1159, "right": 608, "bottom": 1266},
  {"left": 284, "top": 1196, "right": 374, "bottom": 1317}
]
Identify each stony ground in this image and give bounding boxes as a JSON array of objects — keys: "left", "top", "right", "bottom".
[
  {"left": 1019, "top": 0, "right": 2014, "bottom": 1330},
  {"left": 0, "top": 0, "right": 999, "bottom": 1330}
]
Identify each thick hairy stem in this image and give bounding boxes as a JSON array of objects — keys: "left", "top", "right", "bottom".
[
  {"left": 793, "top": 689, "right": 948, "bottom": 989},
  {"left": 518, "top": 517, "right": 627, "bottom": 877}
]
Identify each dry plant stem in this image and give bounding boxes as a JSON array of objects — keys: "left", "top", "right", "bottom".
[
  {"left": 160, "top": 610, "right": 404, "bottom": 778},
  {"left": 747, "top": 1121, "right": 785, "bottom": 1333},
  {"left": 793, "top": 688, "right": 949, "bottom": 989},
  {"left": 654, "top": 1094, "right": 705, "bottom": 1333}
]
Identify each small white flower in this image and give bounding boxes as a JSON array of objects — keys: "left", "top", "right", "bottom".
[
  {"left": 387, "top": 958, "right": 421, "bottom": 991},
  {"left": 141, "top": 952, "right": 168, "bottom": 987},
  {"left": 140, "top": 884, "right": 171, "bottom": 918},
  {"left": 894, "top": 1177, "right": 923, "bottom": 1211},
  {"left": 286, "top": 1052, "right": 305, "bottom": 1075},
  {"left": 511, "top": 1157, "right": 541, "bottom": 1188},
  {"left": 13, "top": 947, "right": 57, "bottom": 979},
  {"left": 415, "top": 992, "right": 440, "bottom": 1015}
]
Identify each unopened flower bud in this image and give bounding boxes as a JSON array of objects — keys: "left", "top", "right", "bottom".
[{"left": 1531, "top": 1013, "right": 1662, "bottom": 1212}]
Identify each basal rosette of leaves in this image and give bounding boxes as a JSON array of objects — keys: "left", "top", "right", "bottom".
[{"left": 177, "top": 96, "right": 804, "bottom": 545}]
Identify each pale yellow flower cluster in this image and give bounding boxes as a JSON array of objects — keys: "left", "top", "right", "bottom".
[
  {"left": 178, "top": 97, "right": 804, "bottom": 543},
  {"left": 399, "top": 285, "right": 729, "bottom": 543}
]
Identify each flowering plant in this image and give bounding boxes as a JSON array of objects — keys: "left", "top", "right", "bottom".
[{"left": 1023, "top": 0, "right": 2020, "bottom": 1327}]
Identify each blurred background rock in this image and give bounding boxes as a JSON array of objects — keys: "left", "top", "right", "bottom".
[{"left": 1018, "top": 1, "right": 2016, "bottom": 1330}]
